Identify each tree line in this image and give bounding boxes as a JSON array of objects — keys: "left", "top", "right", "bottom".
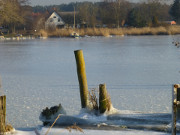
[
  {"left": 0, "top": 0, "right": 180, "bottom": 34},
  {"left": 33, "top": 0, "right": 180, "bottom": 27}
]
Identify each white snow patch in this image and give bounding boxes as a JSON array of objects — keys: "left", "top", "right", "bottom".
[{"left": 13, "top": 128, "right": 170, "bottom": 135}]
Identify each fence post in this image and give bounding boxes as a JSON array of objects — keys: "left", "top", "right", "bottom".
[
  {"left": 74, "top": 50, "right": 89, "bottom": 108},
  {"left": 0, "top": 95, "right": 6, "bottom": 133},
  {"left": 99, "top": 83, "right": 111, "bottom": 114}
]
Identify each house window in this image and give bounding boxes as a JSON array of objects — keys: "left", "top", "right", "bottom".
[
  {"left": 50, "top": 18, "right": 53, "bottom": 22},
  {"left": 53, "top": 16, "right": 56, "bottom": 18},
  {"left": 58, "top": 18, "right": 60, "bottom": 22}
]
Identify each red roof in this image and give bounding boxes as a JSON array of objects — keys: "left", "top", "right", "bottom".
[{"left": 32, "top": 12, "right": 42, "bottom": 17}]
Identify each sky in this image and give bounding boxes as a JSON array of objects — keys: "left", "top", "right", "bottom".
[{"left": 29, "top": 0, "right": 173, "bottom": 6}]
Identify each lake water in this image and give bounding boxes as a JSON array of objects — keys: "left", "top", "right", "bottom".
[{"left": 0, "top": 35, "right": 180, "bottom": 129}]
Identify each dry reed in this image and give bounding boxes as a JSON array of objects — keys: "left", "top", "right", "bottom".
[
  {"left": 66, "top": 123, "right": 84, "bottom": 133},
  {"left": 122, "top": 26, "right": 180, "bottom": 35},
  {"left": 166, "top": 25, "right": 180, "bottom": 35},
  {"left": 38, "top": 25, "right": 180, "bottom": 37},
  {"left": 0, "top": 113, "right": 13, "bottom": 134},
  {"left": 5, "top": 124, "right": 13, "bottom": 132},
  {"left": 44, "top": 114, "right": 61, "bottom": 135},
  {"left": 109, "top": 28, "right": 124, "bottom": 36},
  {"left": 44, "top": 114, "right": 84, "bottom": 135},
  {"left": 89, "top": 88, "right": 98, "bottom": 110},
  {"left": 39, "top": 29, "right": 48, "bottom": 37}
]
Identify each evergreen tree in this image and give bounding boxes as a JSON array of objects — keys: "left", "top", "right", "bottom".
[
  {"left": 170, "top": 0, "right": 180, "bottom": 23},
  {"left": 127, "top": 8, "right": 147, "bottom": 27}
]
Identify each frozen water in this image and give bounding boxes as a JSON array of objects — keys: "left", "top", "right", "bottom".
[{"left": 0, "top": 36, "right": 180, "bottom": 130}]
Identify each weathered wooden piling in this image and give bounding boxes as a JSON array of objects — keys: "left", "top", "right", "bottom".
[
  {"left": 99, "top": 84, "right": 111, "bottom": 114},
  {"left": 172, "top": 84, "right": 180, "bottom": 135},
  {"left": 74, "top": 50, "right": 89, "bottom": 108},
  {"left": 0, "top": 95, "right": 6, "bottom": 133}
]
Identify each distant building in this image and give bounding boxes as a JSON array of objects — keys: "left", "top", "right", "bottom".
[
  {"left": 170, "top": 21, "right": 176, "bottom": 25},
  {"left": 45, "top": 11, "right": 65, "bottom": 30},
  {"left": 163, "top": 21, "right": 176, "bottom": 25},
  {"left": 0, "top": 26, "right": 8, "bottom": 34}
]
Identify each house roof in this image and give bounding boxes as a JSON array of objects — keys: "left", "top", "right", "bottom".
[{"left": 45, "top": 11, "right": 65, "bottom": 26}]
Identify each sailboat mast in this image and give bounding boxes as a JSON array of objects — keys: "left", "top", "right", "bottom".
[{"left": 74, "top": 6, "right": 76, "bottom": 29}]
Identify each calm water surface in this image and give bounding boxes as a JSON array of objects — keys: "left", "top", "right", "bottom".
[{"left": 0, "top": 35, "right": 180, "bottom": 128}]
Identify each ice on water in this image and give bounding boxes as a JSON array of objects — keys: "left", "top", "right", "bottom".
[{"left": 0, "top": 36, "right": 180, "bottom": 131}]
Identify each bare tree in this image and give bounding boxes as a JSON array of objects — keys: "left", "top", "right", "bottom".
[
  {"left": 102, "top": 0, "right": 131, "bottom": 27},
  {"left": 112, "top": 0, "right": 121, "bottom": 28},
  {"left": 0, "top": 0, "right": 30, "bottom": 33},
  {"left": 78, "top": 2, "right": 98, "bottom": 27}
]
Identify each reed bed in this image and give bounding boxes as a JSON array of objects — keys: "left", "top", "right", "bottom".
[
  {"left": 38, "top": 25, "right": 180, "bottom": 37},
  {"left": 122, "top": 25, "right": 180, "bottom": 35}
]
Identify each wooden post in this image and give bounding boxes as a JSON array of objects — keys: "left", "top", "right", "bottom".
[
  {"left": 0, "top": 95, "right": 6, "bottom": 133},
  {"left": 74, "top": 50, "right": 89, "bottom": 108},
  {"left": 172, "top": 84, "right": 180, "bottom": 135},
  {"left": 99, "top": 84, "right": 111, "bottom": 114}
]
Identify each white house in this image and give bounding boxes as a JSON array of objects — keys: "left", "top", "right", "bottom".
[{"left": 45, "top": 12, "right": 65, "bottom": 30}]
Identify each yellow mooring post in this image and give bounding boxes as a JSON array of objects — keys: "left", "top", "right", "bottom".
[
  {"left": 74, "top": 50, "right": 89, "bottom": 108},
  {"left": 0, "top": 95, "right": 6, "bottom": 133},
  {"left": 172, "top": 84, "right": 180, "bottom": 135},
  {"left": 99, "top": 83, "right": 111, "bottom": 114}
]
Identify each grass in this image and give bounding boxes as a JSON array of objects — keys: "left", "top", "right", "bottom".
[{"left": 38, "top": 25, "right": 180, "bottom": 37}]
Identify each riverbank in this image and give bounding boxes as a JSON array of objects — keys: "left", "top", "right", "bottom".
[
  {"left": 0, "top": 26, "right": 179, "bottom": 41},
  {"left": 39, "top": 25, "right": 180, "bottom": 37}
]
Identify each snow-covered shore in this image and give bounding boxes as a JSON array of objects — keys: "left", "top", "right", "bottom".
[
  {"left": 13, "top": 127, "right": 170, "bottom": 135},
  {"left": 11, "top": 109, "right": 173, "bottom": 135}
]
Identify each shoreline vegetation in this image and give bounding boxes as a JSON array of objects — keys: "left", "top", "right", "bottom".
[
  {"left": 39, "top": 25, "right": 180, "bottom": 38},
  {"left": 0, "top": 25, "right": 180, "bottom": 40}
]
